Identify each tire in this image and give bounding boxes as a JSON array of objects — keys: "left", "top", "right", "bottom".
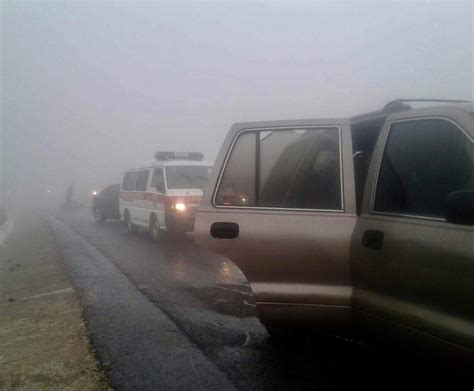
[
  {"left": 124, "top": 211, "right": 137, "bottom": 233},
  {"left": 149, "top": 215, "right": 161, "bottom": 241},
  {"left": 93, "top": 208, "right": 106, "bottom": 224}
]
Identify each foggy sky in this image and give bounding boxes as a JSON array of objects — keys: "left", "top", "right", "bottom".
[{"left": 1, "top": 1, "right": 473, "bottom": 199}]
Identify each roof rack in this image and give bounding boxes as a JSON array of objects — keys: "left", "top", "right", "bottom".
[
  {"left": 383, "top": 98, "right": 472, "bottom": 112},
  {"left": 352, "top": 98, "right": 473, "bottom": 123}
]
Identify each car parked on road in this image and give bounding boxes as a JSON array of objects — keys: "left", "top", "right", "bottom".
[
  {"left": 92, "top": 184, "right": 121, "bottom": 223},
  {"left": 195, "top": 99, "right": 474, "bottom": 364},
  {"left": 120, "top": 152, "right": 212, "bottom": 239}
]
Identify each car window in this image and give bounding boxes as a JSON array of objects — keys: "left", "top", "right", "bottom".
[
  {"left": 215, "top": 132, "right": 256, "bottom": 206},
  {"left": 150, "top": 168, "right": 165, "bottom": 193},
  {"left": 110, "top": 184, "right": 120, "bottom": 195},
  {"left": 215, "top": 127, "right": 342, "bottom": 210},
  {"left": 122, "top": 171, "right": 138, "bottom": 191},
  {"left": 374, "top": 119, "right": 474, "bottom": 219},
  {"left": 135, "top": 170, "right": 150, "bottom": 191}
]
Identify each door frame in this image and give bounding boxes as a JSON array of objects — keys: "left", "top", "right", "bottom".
[{"left": 352, "top": 106, "right": 474, "bottom": 353}]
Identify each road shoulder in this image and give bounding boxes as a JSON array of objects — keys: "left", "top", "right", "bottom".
[
  {"left": 48, "top": 217, "right": 235, "bottom": 390},
  {"left": 0, "top": 213, "right": 109, "bottom": 390}
]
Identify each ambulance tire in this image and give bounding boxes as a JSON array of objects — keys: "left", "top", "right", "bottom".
[
  {"left": 125, "top": 211, "right": 137, "bottom": 234},
  {"left": 149, "top": 214, "right": 161, "bottom": 241}
]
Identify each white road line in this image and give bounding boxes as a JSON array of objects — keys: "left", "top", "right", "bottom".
[{"left": 21, "top": 287, "right": 74, "bottom": 300}]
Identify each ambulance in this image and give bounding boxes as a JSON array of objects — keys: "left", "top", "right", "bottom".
[{"left": 119, "top": 152, "right": 212, "bottom": 239}]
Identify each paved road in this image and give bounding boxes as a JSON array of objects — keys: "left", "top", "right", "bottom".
[{"left": 55, "top": 207, "right": 469, "bottom": 390}]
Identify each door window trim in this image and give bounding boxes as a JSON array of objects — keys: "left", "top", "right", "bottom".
[
  {"left": 151, "top": 167, "right": 166, "bottom": 193},
  {"left": 370, "top": 116, "right": 473, "bottom": 222},
  {"left": 212, "top": 125, "right": 345, "bottom": 213},
  {"left": 134, "top": 169, "right": 151, "bottom": 191}
]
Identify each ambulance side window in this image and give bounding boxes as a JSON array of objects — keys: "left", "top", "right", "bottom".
[
  {"left": 122, "top": 171, "right": 138, "bottom": 191},
  {"left": 151, "top": 168, "right": 165, "bottom": 193},
  {"left": 135, "top": 170, "right": 150, "bottom": 191}
]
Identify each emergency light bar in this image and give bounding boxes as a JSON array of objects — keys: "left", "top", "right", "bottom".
[{"left": 154, "top": 151, "right": 204, "bottom": 161}]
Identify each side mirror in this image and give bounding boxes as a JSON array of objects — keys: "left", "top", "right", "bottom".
[{"left": 445, "top": 190, "right": 474, "bottom": 225}]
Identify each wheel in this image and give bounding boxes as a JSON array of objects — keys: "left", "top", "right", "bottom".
[
  {"left": 127, "top": 218, "right": 137, "bottom": 233},
  {"left": 93, "top": 208, "right": 106, "bottom": 224},
  {"left": 125, "top": 212, "right": 137, "bottom": 233},
  {"left": 149, "top": 215, "right": 161, "bottom": 241}
]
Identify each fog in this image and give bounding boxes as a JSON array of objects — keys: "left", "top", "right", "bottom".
[{"left": 1, "top": 1, "right": 473, "bottom": 205}]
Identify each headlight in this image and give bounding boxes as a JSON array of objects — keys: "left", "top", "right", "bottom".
[
  {"left": 175, "top": 202, "right": 186, "bottom": 211},
  {"left": 92, "top": 191, "right": 98, "bottom": 196}
]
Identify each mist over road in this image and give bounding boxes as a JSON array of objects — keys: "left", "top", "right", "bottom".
[{"left": 2, "top": 2, "right": 473, "bottom": 389}]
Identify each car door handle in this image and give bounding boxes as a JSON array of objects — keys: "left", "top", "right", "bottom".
[
  {"left": 211, "top": 222, "right": 239, "bottom": 239},
  {"left": 362, "top": 230, "right": 384, "bottom": 249}
]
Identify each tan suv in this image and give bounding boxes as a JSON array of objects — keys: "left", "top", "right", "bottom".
[{"left": 195, "top": 99, "right": 474, "bottom": 362}]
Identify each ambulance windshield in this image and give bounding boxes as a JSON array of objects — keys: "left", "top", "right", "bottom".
[{"left": 165, "top": 166, "right": 212, "bottom": 190}]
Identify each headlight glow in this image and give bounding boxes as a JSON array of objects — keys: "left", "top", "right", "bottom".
[
  {"left": 175, "top": 202, "right": 186, "bottom": 211},
  {"left": 92, "top": 191, "right": 98, "bottom": 196}
]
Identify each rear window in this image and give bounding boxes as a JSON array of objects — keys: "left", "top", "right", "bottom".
[
  {"left": 215, "top": 127, "right": 342, "bottom": 210},
  {"left": 102, "top": 184, "right": 120, "bottom": 197},
  {"left": 165, "top": 166, "right": 212, "bottom": 190}
]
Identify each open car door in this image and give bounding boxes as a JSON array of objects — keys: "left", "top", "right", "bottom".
[
  {"left": 352, "top": 104, "right": 474, "bottom": 360},
  {"left": 195, "top": 118, "right": 357, "bottom": 333}
]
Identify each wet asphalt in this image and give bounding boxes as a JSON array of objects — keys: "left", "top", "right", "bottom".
[{"left": 53, "top": 207, "right": 472, "bottom": 390}]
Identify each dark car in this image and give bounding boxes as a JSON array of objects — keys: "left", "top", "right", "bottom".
[{"left": 92, "top": 184, "right": 120, "bottom": 223}]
